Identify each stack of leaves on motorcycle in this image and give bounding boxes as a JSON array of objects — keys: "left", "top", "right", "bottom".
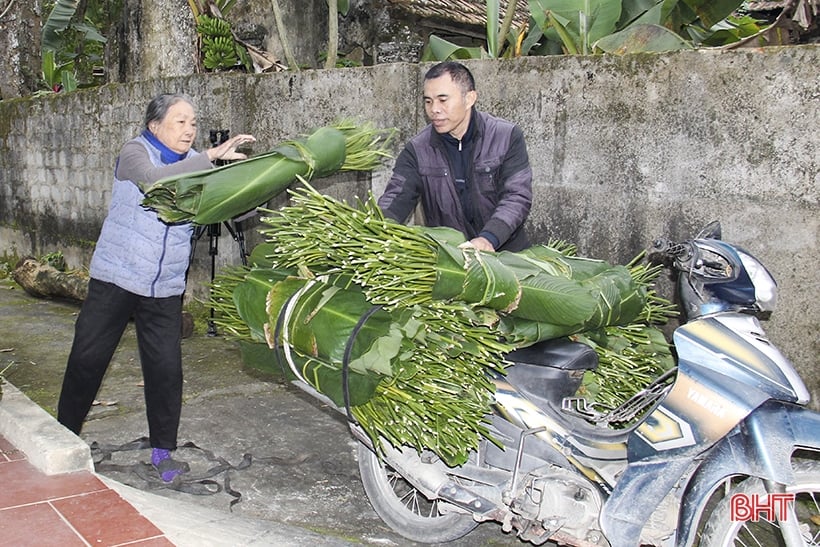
[{"left": 209, "top": 184, "right": 677, "bottom": 466}]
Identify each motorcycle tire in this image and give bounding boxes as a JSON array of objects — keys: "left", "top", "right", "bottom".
[
  {"left": 699, "top": 458, "right": 820, "bottom": 546},
  {"left": 357, "top": 442, "right": 479, "bottom": 543}
]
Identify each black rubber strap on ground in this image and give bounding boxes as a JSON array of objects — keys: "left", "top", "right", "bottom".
[{"left": 90, "top": 437, "right": 310, "bottom": 509}]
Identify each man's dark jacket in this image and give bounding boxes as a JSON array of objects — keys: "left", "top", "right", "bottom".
[{"left": 378, "top": 109, "right": 533, "bottom": 251}]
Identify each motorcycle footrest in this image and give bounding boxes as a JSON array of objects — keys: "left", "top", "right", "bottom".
[{"left": 436, "top": 480, "right": 506, "bottom": 522}]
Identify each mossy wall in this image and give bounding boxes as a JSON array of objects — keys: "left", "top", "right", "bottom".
[{"left": 0, "top": 46, "right": 817, "bottom": 403}]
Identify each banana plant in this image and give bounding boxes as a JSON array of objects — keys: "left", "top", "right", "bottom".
[
  {"left": 324, "top": 0, "right": 351, "bottom": 68},
  {"left": 421, "top": 0, "right": 531, "bottom": 61},
  {"left": 41, "top": 0, "right": 106, "bottom": 53},
  {"left": 40, "top": 49, "right": 78, "bottom": 93},
  {"left": 40, "top": 0, "right": 106, "bottom": 92},
  {"left": 529, "top": 0, "right": 622, "bottom": 54},
  {"left": 189, "top": 0, "right": 253, "bottom": 71},
  {"left": 529, "top": 0, "right": 760, "bottom": 55}
]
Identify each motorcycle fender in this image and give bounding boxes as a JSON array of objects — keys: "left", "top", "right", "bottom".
[
  {"left": 599, "top": 457, "right": 693, "bottom": 546},
  {"left": 675, "top": 401, "right": 820, "bottom": 547}
]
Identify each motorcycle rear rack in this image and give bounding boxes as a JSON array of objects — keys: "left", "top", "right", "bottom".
[{"left": 561, "top": 368, "right": 677, "bottom": 427}]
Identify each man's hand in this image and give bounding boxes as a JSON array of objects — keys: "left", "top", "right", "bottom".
[{"left": 459, "top": 236, "right": 495, "bottom": 252}]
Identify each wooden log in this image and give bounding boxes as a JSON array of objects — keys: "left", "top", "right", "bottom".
[
  {"left": 12, "top": 257, "right": 196, "bottom": 338},
  {"left": 12, "top": 257, "right": 89, "bottom": 302}
]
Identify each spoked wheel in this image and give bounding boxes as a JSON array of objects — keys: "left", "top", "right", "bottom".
[
  {"left": 357, "top": 442, "right": 479, "bottom": 543},
  {"left": 700, "top": 459, "right": 820, "bottom": 546}
]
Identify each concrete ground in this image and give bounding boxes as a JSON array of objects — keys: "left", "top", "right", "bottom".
[{"left": 0, "top": 278, "right": 522, "bottom": 546}]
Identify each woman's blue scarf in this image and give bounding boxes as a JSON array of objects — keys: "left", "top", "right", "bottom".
[{"left": 142, "top": 129, "right": 187, "bottom": 164}]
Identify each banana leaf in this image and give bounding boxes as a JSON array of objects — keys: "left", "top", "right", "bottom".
[
  {"left": 266, "top": 278, "right": 395, "bottom": 376},
  {"left": 594, "top": 24, "right": 695, "bottom": 54},
  {"left": 215, "top": 188, "right": 678, "bottom": 464},
  {"left": 459, "top": 250, "right": 521, "bottom": 311},
  {"left": 278, "top": 352, "right": 381, "bottom": 407},
  {"left": 232, "top": 268, "right": 292, "bottom": 342},
  {"left": 513, "top": 274, "right": 599, "bottom": 325},
  {"left": 512, "top": 245, "right": 613, "bottom": 280},
  {"left": 496, "top": 316, "right": 581, "bottom": 346},
  {"left": 142, "top": 122, "right": 394, "bottom": 225},
  {"left": 431, "top": 240, "right": 467, "bottom": 300},
  {"left": 581, "top": 267, "right": 647, "bottom": 329},
  {"left": 248, "top": 241, "right": 277, "bottom": 268},
  {"left": 143, "top": 126, "right": 346, "bottom": 225}
]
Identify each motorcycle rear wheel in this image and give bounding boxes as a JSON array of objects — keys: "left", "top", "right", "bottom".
[
  {"left": 700, "top": 458, "right": 820, "bottom": 546},
  {"left": 357, "top": 443, "right": 479, "bottom": 543}
]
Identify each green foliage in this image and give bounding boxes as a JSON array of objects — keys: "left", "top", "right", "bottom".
[
  {"left": 210, "top": 185, "right": 676, "bottom": 463},
  {"left": 188, "top": 0, "right": 237, "bottom": 18},
  {"left": 425, "top": 0, "right": 766, "bottom": 61},
  {"left": 422, "top": 35, "right": 490, "bottom": 61},
  {"left": 530, "top": 0, "right": 623, "bottom": 54},
  {"left": 38, "top": 49, "right": 78, "bottom": 94},
  {"left": 422, "top": 0, "right": 526, "bottom": 60},
  {"left": 40, "top": 251, "right": 67, "bottom": 271},
  {"left": 195, "top": 14, "right": 252, "bottom": 71},
  {"left": 317, "top": 51, "right": 363, "bottom": 68},
  {"left": 40, "top": 0, "right": 107, "bottom": 92},
  {"left": 0, "top": 249, "right": 21, "bottom": 281},
  {"left": 213, "top": 0, "right": 238, "bottom": 15},
  {"left": 530, "top": 0, "right": 763, "bottom": 54}
]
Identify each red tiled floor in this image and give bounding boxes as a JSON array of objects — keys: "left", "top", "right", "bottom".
[
  {"left": 0, "top": 434, "right": 173, "bottom": 546},
  {"left": 0, "top": 435, "right": 24, "bottom": 462},
  {"left": 52, "top": 489, "right": 167, "bottom": 546},
  {"left": 0, "top": 458, "right": 106, "bottom": 508},
  {"left": 0, "top": 503, "right": 88, "bottom": 546}
]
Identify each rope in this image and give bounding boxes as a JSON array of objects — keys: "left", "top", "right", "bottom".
[
  {"left": 341, "top": 304, "right": 383, "bottom": 423},
  {"left": 90, "top": 437, "right": 310, "bottom": 509}
]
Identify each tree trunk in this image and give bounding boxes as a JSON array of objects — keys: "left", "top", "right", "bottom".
[
  {"left": 270, "top": 0, "right": 299, "bottom": 70},
  {"left": 324, "top": 0, "right": 338, "bottom": 69},
  {"left": 12, "top": 257, "right": 89, "bottom": 302},
  {"left": 0, "top": 0, "right": 43, "bottom": 99},
  {"left": 115, "top": 0, "right": 198, "bottom": 82}
]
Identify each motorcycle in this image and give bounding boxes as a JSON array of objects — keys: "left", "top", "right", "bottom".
[{"left": 290, "top": 221, "right": 820, "bottom": 546}]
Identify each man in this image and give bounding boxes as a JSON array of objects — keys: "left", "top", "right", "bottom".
[{"left": 378, "top": 61, "right": 533, "bottom": 252}]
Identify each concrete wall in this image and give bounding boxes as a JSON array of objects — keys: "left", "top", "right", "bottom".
[{"left": 1, "top": 46, "right": 817, "bottom": 404}]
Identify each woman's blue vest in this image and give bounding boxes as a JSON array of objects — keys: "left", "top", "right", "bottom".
[{"left": 89, "top": 135, "right": 194, "bottom": 298}]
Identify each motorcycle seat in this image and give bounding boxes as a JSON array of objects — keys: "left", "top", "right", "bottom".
[{"left": 505, "top": 338, "right": 598, "bottom": 371}]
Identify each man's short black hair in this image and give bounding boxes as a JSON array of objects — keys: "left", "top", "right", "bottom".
[{"left": 424, "top": 62, "right": 476, "bottom": 93}]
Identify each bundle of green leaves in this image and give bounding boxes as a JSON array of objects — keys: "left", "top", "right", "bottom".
[
  {"left": 141, "top": 122, "right": 394, "bottom": 225},
  {"left": 209, "top": 184, "right": 677, "bottom": 465}
]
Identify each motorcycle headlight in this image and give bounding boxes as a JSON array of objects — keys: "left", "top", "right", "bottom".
[{"left": 738, "top": 250, "right": 777, "bottom": 312}]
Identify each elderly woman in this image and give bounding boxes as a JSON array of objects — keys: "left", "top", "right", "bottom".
[{"left": 57, "top": 93, "right": 255, "bottom": 482}]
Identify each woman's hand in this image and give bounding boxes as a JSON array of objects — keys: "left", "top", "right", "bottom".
[{"left": 206, "top": 134, "right": 257, "bottom": 162}]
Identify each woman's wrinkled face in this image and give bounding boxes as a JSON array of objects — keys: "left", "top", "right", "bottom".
[{"left": 150, "top": 101, "right": 198, "bottom": 154}]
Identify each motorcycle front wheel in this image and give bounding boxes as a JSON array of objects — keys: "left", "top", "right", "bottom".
[
  {"left": 357, "top": 442, "right": 479, "bottom": 543},
  {"left": 700, "top": 458, "right": 820, "bottom": 546}
]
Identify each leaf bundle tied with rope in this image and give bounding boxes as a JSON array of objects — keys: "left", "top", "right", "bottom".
[
  {"left": 209, "top": 183, "right": 677, "bottom": 465},
  {"left": 141, "top": 121, "right": 394, "bottom": 225}
]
